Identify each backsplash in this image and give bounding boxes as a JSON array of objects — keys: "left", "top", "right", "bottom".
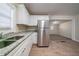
[
  {"left": 2, "top": 30, "right": 35, "bottom": 38},
  {"left": 16, "top": 24, "right": 37, "bottom": 32},
  {"left": 3, "top": 32, "right": 15, "bottom": 38}
]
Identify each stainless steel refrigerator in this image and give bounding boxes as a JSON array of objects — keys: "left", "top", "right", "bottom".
[{"left": 37, "top": 20, "right": 49, "bottom": 47}]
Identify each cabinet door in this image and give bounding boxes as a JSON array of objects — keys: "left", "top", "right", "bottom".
[
  {"left": 16, "top": 4, "right": 29, "bottom": 25},
  {"left": 15, "top": 38, "right": 31, "bottom": 56},
  {"left": 30, "top": 16, "right": 37, "bottom": 26},
  {"left": 20, "top": 36, "right": 33, "bottom": 56},
  {"left": 7, "top": 40, "right": 26, "bottom": 56},
  {"left": 31, "top": 33, "right": 37, "bottom": 44},
  {"left": 20, "top": 47, "right": 27, "bottom": 56}
]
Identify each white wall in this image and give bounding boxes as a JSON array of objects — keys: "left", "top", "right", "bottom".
[
  {"left": 76, "top": 16, "right": 79, "bottom": 42},
  {"left": 30, "top": 15, "right": 74, "bottom": 39},
  {"left": 49, "top": 24, "right": 59, "bottom": 34},
  {"left": 59, "top": 21, "right": 72, "bottom": 39},
  {"left": 50, "top": 15, "right": 73, "bottom": 20},
  {"left": 72, "top": 15, "right": 79, "bottom": 42},
  {"left": 30, "top": 15, "right": 73, "bottom": 25},
  {"left": 31, "top": 15, "right": 79, "bottom": 42}
]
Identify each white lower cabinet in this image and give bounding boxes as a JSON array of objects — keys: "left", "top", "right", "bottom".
[
  {"left": 20, "top": 36, "right": 33, "bottom": 56},
  {"left": 32, "top": 33, "right": 37, "bottom": 44},
  {"left": 7, "top": 34, "right": 33, "bottom": 56},
  {"left": 7, "top": 33, "right": 37, "bottom": 56}
]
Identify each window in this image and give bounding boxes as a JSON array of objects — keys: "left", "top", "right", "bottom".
[{"left": 0, "top": 4, "right": 11, "bottom": 30}]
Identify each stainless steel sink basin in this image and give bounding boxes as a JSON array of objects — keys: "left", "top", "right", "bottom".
[
  {"left": 0, "top": 41, "right": 15, "bottom": 48},
  {"left": 0, "top": 36, "right": 24, "bottom": 49},
  {"left": 7, "top": 36, "right": 24, "bottom": 40}
]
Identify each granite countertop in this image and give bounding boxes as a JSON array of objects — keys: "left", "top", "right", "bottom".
[{"left": 0, "top": 32, "right": 33, "bottom": 56}]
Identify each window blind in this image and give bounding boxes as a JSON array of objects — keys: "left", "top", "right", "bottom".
[{"left": 0, "top": 4, "right": 11, "bottom": 29}]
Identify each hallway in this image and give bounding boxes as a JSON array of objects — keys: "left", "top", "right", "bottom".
[{"left": 29, "top": 35, "right": 79, "bottom": 56}]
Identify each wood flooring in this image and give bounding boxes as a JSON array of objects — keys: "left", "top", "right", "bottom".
[{"left": 29, "top": 35, "right": 79, "bottom": 56}]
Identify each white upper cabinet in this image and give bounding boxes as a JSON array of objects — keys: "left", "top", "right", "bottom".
[
  {"left": 30, "top": 15, "right": 49, "bottom": 26},
  {"left": 29, "top": 16, "right": 38, "bottom": 26},
  {"left": 16, "top": 4, "right": 30, "bottom": 25}
]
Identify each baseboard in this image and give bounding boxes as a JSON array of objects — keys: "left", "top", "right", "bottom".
[
  {"left": 50, "top": 34, "right": 72, "bottom": 40},
  {"left": 73, "top": 39, "right": 79, "bottom": 42},
  {"left": 60, "top": 35, "right": 72, "bottom": 40},
  {"left": 61, "top": 36, "right": 79, "bottom": 42}
]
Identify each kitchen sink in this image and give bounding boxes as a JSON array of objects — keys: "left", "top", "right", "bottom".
[
  {"left": 0, "top": 41, "right": 15, "bottom": 48},
  {"left": 7, "top": 36, "right": 24, "bottom": 40},
  {"left": 0, "top": 36, "right": 24, "bottom": 49}
]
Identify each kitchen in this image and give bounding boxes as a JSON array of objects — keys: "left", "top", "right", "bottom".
[{"left": 0, "top": 3, "right": 79, "bottom": 56}]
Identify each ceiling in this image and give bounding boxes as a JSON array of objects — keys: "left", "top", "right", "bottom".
[{"left": 25, "top": 3, "right": 79, "bottom": 15}]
